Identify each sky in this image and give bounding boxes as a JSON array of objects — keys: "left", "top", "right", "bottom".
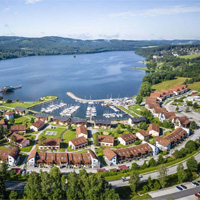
[{"left": 0, "top": 0, "right": 200, "bottom": 40}]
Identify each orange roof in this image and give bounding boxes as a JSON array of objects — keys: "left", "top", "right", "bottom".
[
  {"left": 148, "top": 123, "right": 160, "bottom": 133},
  {"left": 4, "top": 111, "right": 14, "bottom": 116},
  {"left": 155, "top": 136, "right": 171, "bottom": 147},
  {"left": 27, "top": 148, "right": 37, "bottom": 161},
  {"left": 103, "top": 147, "right": 117, "bottom": 160},
  {"left": 31, "top": 120, "right": 44, "bottom": 128},
  {"left": 11, "top": 125, "right": 26, "bottom": 132},
  {"left": 76, "top": 126, "right": 88, "bottom": 136},
  {"left": 137, "top": 130, "right": 149, "bottom": 137},
  {"left": 118, "top": 133, "right": 136, "bottom": 142},
  {"left": 98, "top": 135, "right": 114, "bottom": 144},
  {"left": 69, "top": 136, "right": 88, "bottom": 146},
  {"left": 8, "top": 132, "right": 28, "bottom": 145}
]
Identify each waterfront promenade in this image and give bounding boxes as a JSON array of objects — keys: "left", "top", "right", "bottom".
[{"left": 67, "top": 92, "right": 117, "bottom": 103}]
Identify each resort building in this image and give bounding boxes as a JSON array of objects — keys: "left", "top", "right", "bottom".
[
  {"left": 71, "top": 117, "right": 87, "bottom": 127},
  {"left": 52, "top": 116, "right": 70, "bottom": 125},
  {"left": 145, "top": 97, "right": 160, "bottom": 109},
  {"left": 171, "top": 116, "right": 190, "bottom": 128},
  {"left": 103, "top": 147, "right": 117, "bottom": 166},
  {"left": 128, "top": 117, "right": 147, "bottom": 126},
  {"left": 7, "top": 133, "right": 30, "bottom": 148},
  {"left": 68, "top": 136, "right": 88, "bottom": 150},
  {"left": 169, "top": 84, "right": 190, "bottom": 95},
  {"left": 98, "top": 135, "right": 114, "bottom": 147},
  {"left": 4, "top": 111, "right": 14, "bottom": 120},
  {"left": 118, "top": 133, "right": 137, "bottom": 146},
  {"left": 152, "top": 107, "right": 167, "bottom": 117},
  {"left": 76, "top": 125, "right": 88, "bottom": 139},
  {"left": 159, "top": 112, "right": 176, "bottom": 123},
  {"left": 0, "top": 147, "right": 20, "bottom": 166},
  {"left": 104, "top": 143, "right": 153, "bottom": 164},
  {"left": 0, "top": 119, "right": 8, "bottom": 129},
  {"left": 11, "top": 125, "right": 26, "bottom": 134},
  {"left": 35, "top": 113, "right": 49, "bottom": 123},
  {"left": 39, "top": 138, "right": 60, "bottom": 150},
  {"left": 94, "top": 120, "right": 111, "bottom": 129},
  {"left": 155, "top": 127, "right": 188, "bottom": 151},
  {"left": 15, "top": 107, "right": 27, "bottom": 116},
  {"left": 136, "top": 130, "right": 149, "bottom": 141},
  {"left": 148, "top": 123, "right": 160, "bottom": 137},
  {"left": 27, "top": 148, "right": 99, "bottom": 168},
  {"left": 30, "top": 120, "right": 45, "bottom": 132}
]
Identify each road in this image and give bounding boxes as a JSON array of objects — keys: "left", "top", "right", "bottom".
[{"left": 149, "top": 186, "right": 200, "bottom": 200}]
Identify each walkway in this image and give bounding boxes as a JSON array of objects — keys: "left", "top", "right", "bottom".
[{"left": 67, "top": 92, "right": 118, "bottom": 103}]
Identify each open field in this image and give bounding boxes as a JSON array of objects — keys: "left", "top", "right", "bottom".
[
  {"left": 62, "top": 129, "right": 76, "bottom": 144},
  {"left": 179, "top": 54, "right": 200, "bottom": 59},
  {"left": 0, "top": 96, "right": 58, "bottom": 109},
  {"left": 152, "top": 77, "right": 200, "bottom": 92},
  {"left": 39, "top": 127, "right": 66, "bottom": 139},
  {"left": 128, "top": 104, "right": 145, "bottom": 115}
]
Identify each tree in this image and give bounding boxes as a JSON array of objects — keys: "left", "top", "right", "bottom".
[
  {"left": 190, "top": 121, "right": 197, "bottom": 130},
  {"left": 176, "top": 106, "right": 179, "bottom": 112},
  {"left": 177, "top": 163, "right": 187, "bottom": 183},
  {"left": 139, "top": 122, "right": 148, "bottom": 130},
  {"left": 0, "top": 176, "right": 6, "bottom": 199},
  {"left": 9, "top": 118, "right": 15, "bottom": 125},
  {"left": 186, "top": 156, "right": 198, "bottom": 172},
  {"left": 15, "top": 99, "right": 19, "bottom": 102},
  {"left": 193, "top": 102, "right": 199, "bottom": 109},
  {"left": 131, "top": 163, "right": 139, "bottom": 170},
  {"left": 148, "top": 176, "right": 153, "bottom": 190},
  {"left": 129, "top": 171, "right": 140, "bottom": 194},
  {"left": 153, "top": 180, "right": 160, "bottom": 190},
  {"left": 0, "top": 162, "right": 8, "bottom": 176},
  {"left": 136, "top": 95, "right": 143, "bottom": 105},
  {"left": 162, "top": 120, "right": 174, "bottom": 129},
  {"left": 139, "top": 81, "right": 152, "bottom": 97},
  {"left": 141, "top": 161, "right": 147, "bottom": 169},
  {"left": 9, "top": 191, "right": 18, "bottom": 200},
  {"left": 40, "top": 136, "right": 46, "bottom": 146},
  {"left": 148, "top": 158, "right": 157, "bottom": 167},
  {"left": 158, "top": 164, "right": 168, "bottom": 188},
  {"left": 143, "top": 185, "right": 149, "bottom": 193},
  {"left": 157, "top": 155, "right": 165, "bottom": 165},
  {"left": 11, "top": 135, "right": 17, "bottom": 143},
  {"left": 25, "top": 172, "right": 42, "bottom": 200},
  {"left": 30, "top": 118, "right": 35, "bottom": 124},
  {"left": 5, "top": 99, "right": 12, "bottom": 103},
  {"left": 185, "top": 107, "right": 190, "bottom": 112},
  {"left": 0, "top": 96, "right": 3, "bottom": 101},
  {"left": 185, "top": 140, "right": 198, "bottom": 152},
  {"left": 68, "top": 124, "right": 72, "bottom": 130}
]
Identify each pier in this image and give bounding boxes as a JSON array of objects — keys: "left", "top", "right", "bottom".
[{"left": 67, "top": 92, "right": 117, "bottom": 103}]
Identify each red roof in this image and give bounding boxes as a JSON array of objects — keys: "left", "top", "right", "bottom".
[{"left": 118, "top": 165, "right": 128, "bottom": 170}]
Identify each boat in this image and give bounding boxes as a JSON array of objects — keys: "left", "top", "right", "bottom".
[{"left": 0, "top": 85, "right": 22, "bottom": 93}]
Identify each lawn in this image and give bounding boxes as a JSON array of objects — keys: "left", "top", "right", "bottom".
[
  {"left": 39, "top": 127, "right": 66, "bottom": 139},
  {"left": 0, "top": 145, "right": 9, "bottom": 150},
  {"left": 152, "top": 77, "right": 188, "bottom": 91},
  {"left": 128, "top": 104, "right": 145, "bottom": 116},
  {"left": 152, "top": 77, "right": 200, "bottom": 92},
  {"left": 20, "top": 135, "right": 36, "bottom": 152},
  {"left": 95, "top": 147, "right": 107, "bottom": 166},
  {"left": 62, "top": 129, "right": 76, "bottom": 144},
  {"left": 1, "top": 95, "right": 58, "bottom": 109},
  {"left": 118, "top": 106, "right": 138, "bottom": 117},
  {"left": 179, "top": 54, "right": 200, "bottom": 59},
  {"left": 14, "top": 116, "right": 32, "bottom": 128}
]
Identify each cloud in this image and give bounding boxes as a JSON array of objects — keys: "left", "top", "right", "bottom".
[
  {"left": 25, "top": 0, "right": 42, "bottom": 4},
  {"left": 4, "top": 8, "right": 10, "bottom": 11},
  {"left": 110, "top": 5, "right": 200, "bottom": 18}
]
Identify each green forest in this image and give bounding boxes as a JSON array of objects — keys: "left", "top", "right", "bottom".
[{"left": 0, "top": 36, "right": 200, "bottom": 60}]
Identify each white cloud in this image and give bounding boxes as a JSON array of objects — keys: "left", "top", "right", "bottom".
[
  {"left": 25, "top": 0, "right": 42, "bottom": 4},
  {"left": 4, "top": 8, "right": 10, "bottom": 11},
  {"left": 110, "top": 5, "right": 200, "bottom": 18}
]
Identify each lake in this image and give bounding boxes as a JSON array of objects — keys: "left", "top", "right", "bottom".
[{"left": 0, "top": 51, "right": 146, "bottom": 119}]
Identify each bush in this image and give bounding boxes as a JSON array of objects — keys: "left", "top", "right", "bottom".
[
  {"left": 5, "top": 99, "right": 12, "bottom": 103},
  {"left": 134, "top": 140, "right": 142, "bottom": 145},
  {"left": 185, "top": 140, "right": 198, "bottom": 153}
]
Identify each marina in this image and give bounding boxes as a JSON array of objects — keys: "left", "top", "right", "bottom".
[{"left": 0, "top": 85, "right": 22, "bottom": 93}]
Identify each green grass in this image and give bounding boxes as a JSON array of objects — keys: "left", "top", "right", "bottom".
[
  {"left": 128, "top": 105, "right": 145, "bottom": 116},
  {"left": 95, "top": 147, "right": 107, "bottom": 166},
  {"left": 20, "top": 135, "right": 36, "bottom": 152},
  {"left": 17, "top": 154, "right": 27, "bottom": 166},
  {"left": 179, "top": 54, "right": 200, "bottom": 59},
  {"left": 1, "top": 95, "right": 58, "bottom": 109},
  {"left": 152, "top": 77, "right": 188, "bottom": 91},
  {"left": 62, "top": 129, "right": 76, "bottom": 143},
  {"left": 118, "top": 106, "right": 138, "bottom": 117},
  {"left": 130, "top": 67, "right": 150, "bottom": 71},
  {"left": 152, "top": 77, "right": 200, "bottom": 92},
  {"left": 39, "top": 127, "right": 66, "bottom": 139},
  {"left": 0, "top": 145, "right": 9, "bottom": 150}
]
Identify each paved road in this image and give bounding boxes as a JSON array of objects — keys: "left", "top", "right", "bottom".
[
  {"left": 5, "top": 181, "right": 26, "bottom": 191},
  {"left": 149, "top": 186, "right": 200, "bottom": 200}
]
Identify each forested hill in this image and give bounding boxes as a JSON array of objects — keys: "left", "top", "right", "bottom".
[{"left": 0, "top": 36, "right": 200, "bottom": 60}]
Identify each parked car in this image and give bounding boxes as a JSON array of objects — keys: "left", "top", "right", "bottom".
[
  {"left": 192, "top": 182, "right": 199, "bottom": 187},
  {"left": 180, "top": 184, "right": 187, "bottom": 189},
  {"left": 176, "top": 186, "right": 183, "bottom": 191},
  {"left": 197, "top": 180, "right": 200, "bottom": 184},
  {"left": 121, "top": 177, "right": 127, "bottom": 182},
  {"left": 195, "top": 193, "right": 200, "bottom": 197}
]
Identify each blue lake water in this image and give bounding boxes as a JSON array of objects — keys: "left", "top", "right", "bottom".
[{"left": 0, "top": 51, "right": 146, "bottom": 119}]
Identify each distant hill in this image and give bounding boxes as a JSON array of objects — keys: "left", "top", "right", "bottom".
[{"left": 0, "top": 36, "right": 200, "bottom": 60}]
